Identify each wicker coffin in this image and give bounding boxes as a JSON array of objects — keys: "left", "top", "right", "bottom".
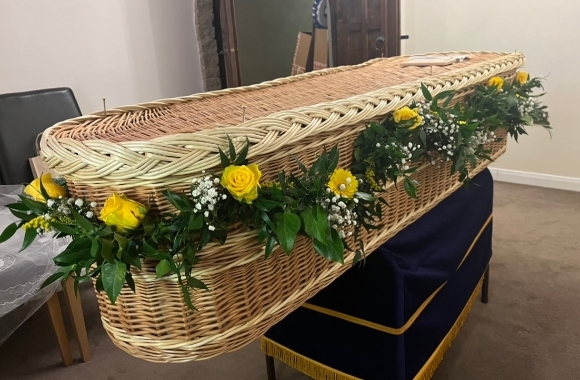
[{"left": 39, "top": 52, "right": 522, "bottom": 362}]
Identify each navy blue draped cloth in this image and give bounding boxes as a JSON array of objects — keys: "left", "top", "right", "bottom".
[{"left": 264, "top": 169, "right": 494, "bottom": 380}]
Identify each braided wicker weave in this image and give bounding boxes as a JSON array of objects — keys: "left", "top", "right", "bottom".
[{"left": 40, "top": 51, "right": 522, "bottom": 362}]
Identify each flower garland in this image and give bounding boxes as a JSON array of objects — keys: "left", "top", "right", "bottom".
[{"left": 0, "top": 72, "right": 550, "bottom": 310}]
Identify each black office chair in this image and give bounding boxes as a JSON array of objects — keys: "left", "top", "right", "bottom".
[{"left": 0, "top": 88, "right": 82, "bottom": 185}]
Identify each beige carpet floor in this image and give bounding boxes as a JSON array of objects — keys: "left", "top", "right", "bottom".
[{"left": 1, "top": 182, "right": 579, "bottom": 380}]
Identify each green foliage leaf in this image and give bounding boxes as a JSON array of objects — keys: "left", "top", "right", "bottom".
[
  {"left": 265, "top": 234, "right": 277, "bottom": 259},
  {"left": 227, "top": 134, "right": 237, "bottom": 162},
  {"left": 219, "top": 147, "right": 231, "bottom": 168},
  {"left": 235, "top": 137, "right": 250, "bottom": 165},
  {"left": 189, "top": 214, "right": 204, "bottom": 230},
  {"left": 187, "top": 277, "right": 209, "bottom": 291},
  {"left": 273, "top": 211, "right": 301, "bottom": 255},
  {"left": 71, "top": 208, "right": 95, "bottom": 232},
  {"left": 163, "top": 190, "right": 186, "bottom": 211},
  {"left": 101, "top": 261, "right": 127, "bottom": 304},
  {"left": 101, "top": 238, "right": 114, "bottom": 263},
  {"left": 41, "top": 269, "right": 71, "bottom": 289},
  {"left": 421, "top": 83, "right": 433, "bottom": 101},
  {"left": 313, "top": 228, "right": 344, "bottom": 263},
  {"left": 53, "top": 238, "right": 92, "bottom": 264},
  {"left": 301, "top": 206, "right": 327, "bottom": 244},
  {"left": 51, "top": 222, "right": 77, "bottom": 235},
  {"left": 155, "top": 259, "right": 172, "bottom": 278},
  {"left": 125, "top": 272, "right": 136, "bottom": 293},
  {"left": 18, "top": 195, "right": 46, "bottom": 215},
  {"left": 20, "top": 228, "right": 38, "bottom": 252},
  {"left": 403, "top": 178, "right": 418, "bottom": 199},
  {"left": 0, "top": 222, "right": 18, "bottom": 244}
]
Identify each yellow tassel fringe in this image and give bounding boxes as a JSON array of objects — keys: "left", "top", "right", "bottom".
[
  {"left": 413, "top": 278, "right": 483, "bottom": 380},
  {"left": 261, "top": 276, "right": 484, "bottom": 380},
  {"left": 261, "top": 337, "right": 361, "bottom": 380}
]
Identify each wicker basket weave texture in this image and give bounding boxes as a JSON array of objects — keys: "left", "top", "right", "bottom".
[{"left": 40, "top": 51, "right": 523, "bottom": 362}]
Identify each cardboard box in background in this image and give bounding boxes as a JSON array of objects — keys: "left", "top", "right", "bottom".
[
  {"left": 313, "top": 28, "right": 328, "bottom": 71},
  {"left": 291, "top": 32, "right": 313, "bottom": 76}
]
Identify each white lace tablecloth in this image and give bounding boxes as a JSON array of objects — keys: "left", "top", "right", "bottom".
[{"left": 0, "top": 186, "right": 61, "bottom": 345}]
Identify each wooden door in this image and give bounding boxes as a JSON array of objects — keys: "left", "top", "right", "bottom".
[
  {"left": 329, "top": 0, "right": 400, "bottom": 66},
  {"left": 214, "top": 0, "right": 241, "bottom": 88}
]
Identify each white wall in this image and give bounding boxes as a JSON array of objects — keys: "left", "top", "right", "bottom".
[
  {"left": 403, "top": 0, "right": 580, "bottom": 179},
  {"left": 0, "top": 0, "right": 205, "bottom": 114}
]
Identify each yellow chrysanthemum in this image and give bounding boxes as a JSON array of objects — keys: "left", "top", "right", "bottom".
[
  {"left": 488, "top": 76, "right": 505, "bottom": 91},
  {"left": 328, "top": 168, "right": 359, "bottom": 198},
  {"left": 516, "top": 71, "right": 529, "bottom": 85}
]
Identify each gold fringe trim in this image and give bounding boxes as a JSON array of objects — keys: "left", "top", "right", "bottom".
[
  {"left": 262, "top": 276, "right": 485, "bottom": 380},
  {"left": 301, "top": 214, "right": 492, "bottom": 336},
  {"left": 413, "top": 276, "right": 484, "bottom": 380},
  {"left": 261, "top": 337, "right": 362, "bottom": 380}
]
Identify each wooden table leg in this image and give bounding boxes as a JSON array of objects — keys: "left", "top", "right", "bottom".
[
  {"left": 266, "top": 355, "right": 276, "bottom": 380},
  {"left": 63, "top": 278, "right": 91, "bottom": 362},
  {"left": 46, "top": 292, "right": 73, "bottom": 366},
  {"left": 481, "top": 265, "right": 490, "bottom": 304}
]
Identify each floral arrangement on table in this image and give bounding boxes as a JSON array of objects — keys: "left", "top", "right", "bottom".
[{"left": 0, "top": 72, "right": 550, "bottom": 310}]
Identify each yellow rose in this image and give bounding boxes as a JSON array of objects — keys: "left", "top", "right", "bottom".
[
  {"left": 221, "top": 164, "right": 261, "bottom": 203},
  {"left": 24, "top": 173, "right": 66, "bottom": 203},
  {"left": 393, "top": 106, "right": 423, "bottom": 130},
  {"left": 516, "top": 71, "right": 529, "bottom": 85},
  {"left": 488, "top": 76, "right": 504, "bottom": 91},
  {"left": 100, "top": 193, "right": 147, "bottom": 232},
  {"left": 328, "top": 168, "right": 359, "bottom": 199}
]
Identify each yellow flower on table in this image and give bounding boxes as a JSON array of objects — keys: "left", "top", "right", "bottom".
[
  {"left": 516, "top": 71, "right": 529, "bottom": 85},
  {"left": 393, "top": 106, "right": 423, "bottom": 130},
  {"left": 100, "top": 193, "right": 148, "bottom": 232},
  {"left": 221, "top": 164, "right": 262, "bottom": 204},
  {"left": 24, "top": 173, "right": 66, "bottom": 203},
  {"left": 328, "top": 168, "right": 359, "bottom": 198},
  {"left": 488, "top": 76, "right": 505, "bottom": 91}
]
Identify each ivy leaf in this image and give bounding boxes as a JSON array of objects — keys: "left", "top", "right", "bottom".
[
  {"left": 155, "top": 259, "right": 172, "bottom": 278},
  {"left": 313, "top": 228, "right": 344, "bottom": 263},
  {"left": 301, "top": 206, "right": 327, "bottom": 244},
  {"left": 101, "top": 261, "right": 127, "bottom": 304},
  {"left": 187, "top": 277, "right": 209, "bottom": 291},
  {"left": 273, "top": 211, "right": 301, "bottom": 255},
  {"left": 0, "top": 222, "right": 18, "bottom": 244}
]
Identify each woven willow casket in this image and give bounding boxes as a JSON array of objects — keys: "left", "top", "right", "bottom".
[{"left": 40, "top": 51, "right": 522, "bottom": 362}]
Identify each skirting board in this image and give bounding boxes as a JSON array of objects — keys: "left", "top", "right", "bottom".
[{"left": 488, "top": 168, "right": 580, "bottom": 192}]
